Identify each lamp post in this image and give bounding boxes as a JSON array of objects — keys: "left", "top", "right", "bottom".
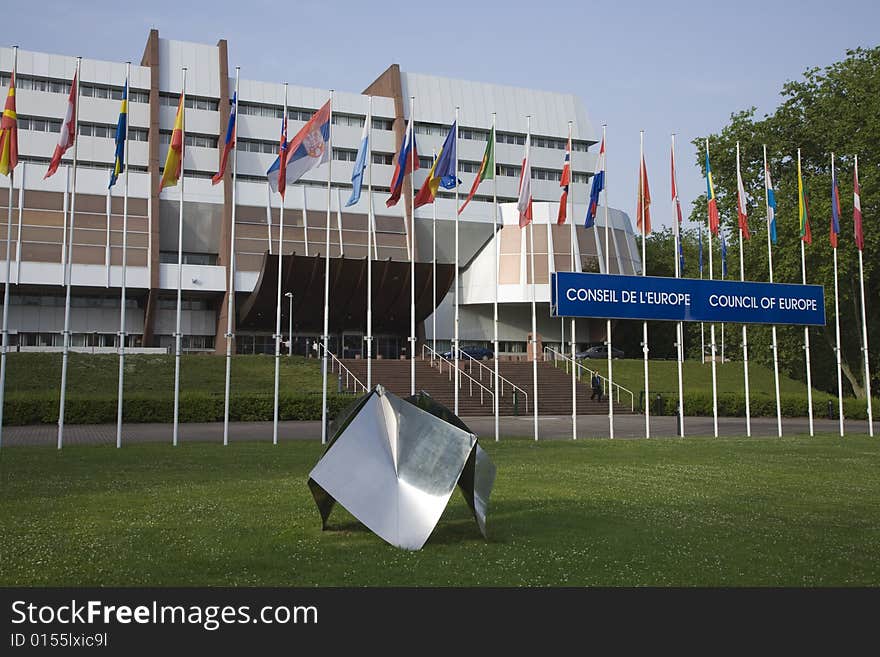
[{"left": 284, "top": 292, "right": 293, "bottom": 357}]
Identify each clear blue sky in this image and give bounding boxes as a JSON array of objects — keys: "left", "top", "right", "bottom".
[{"left": 8, "top": 0, "right": 880, "bottom": 227}]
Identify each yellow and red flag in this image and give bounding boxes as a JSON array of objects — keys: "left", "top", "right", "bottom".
[
  {"left": 159, "top": 92, "right": 185, "bottom": 190},
  {"left": 0, "top": 72, "right": 19, "bottom": 177},
  {"left": 636, "top": 154, "right": 651, "bottom": 235}
]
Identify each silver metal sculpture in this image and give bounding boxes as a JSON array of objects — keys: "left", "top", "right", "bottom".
[{"left": 308, "top": 385, "right": 496, "bottom": 550}]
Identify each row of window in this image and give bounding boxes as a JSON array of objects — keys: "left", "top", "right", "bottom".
[
  {"left": 156, "top": 298, "right": 214, "bottom": 311},
  {"left": 156, "top": 334, "right": 215, "bottom": 351},
  {"left": 9, "top": 295, "right": 139, "bottom": 308},
  {"left": 417, "top": 124, "right": 591, "bottom": 152},
  {"left": 0, "top": 73, "right": 150, "bottom": 103},
  {"left": 159, "top": 92, "right": 220, "bottom": 112},
  {"left": 159, "top": 130, "right": 219, "bottom": 149},
  {"left": 17, "top": 115, "right": 149, "bottom": 142},
  {"left": 415, "top": 157, "right": 590, "bottom": 184},
  {"left": 15, "top": 332, "right": 144, "bottom": 348},
  {"left": 236, "top": 102, "right": 395, "bottom": 130},
  {"left": 18, "top": 155, "right": 149, "bottom": 174},
  {"left": 158, "top": 252, "right": 219, "bottom": 266}
]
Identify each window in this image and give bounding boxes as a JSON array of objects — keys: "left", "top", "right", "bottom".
[
  {"left": 373, "top": 118, "right": 394, "bottom": 131},
  {"left": 159, "top": 131, "right": 219, "bottom": 149},
  {"left": 159, "top": 252, "right": 218, "bottom": 266},
  {"left": 160, "top": 93, "right": 220, "bottom": 112},
  {"left": 372, "top": 152, "right": 393, "bottom": 165}
]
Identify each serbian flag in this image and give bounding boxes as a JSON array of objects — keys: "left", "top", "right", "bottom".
[
  {"left": 0, "top": 71, "right": 19, "bottom": 177},
  {"left": 765, "top": 159, "right": 778, "bottom": 245},
  {"left": 736, "top": 151, "right": 750, "bottom": 239},
  {"left": 517, "top": 134, "right": 533, "bottom": 228},
  {"left": 46, "top": 73, "right": 77, "bottom": 179},
  {"left": 386, "top": 118, "right": 419, "bottom": 207},
  {"left": 274, "top": 107, "right": 289, "bottom": 198},
  {"left": 854, "top": 163, "right": 864, "bottom": 251},
  {"left": 267, "top": 100, "right": 330, "bottom": 196},
  {"left": 159, "top": 92, "right": 185, "bottom": 191},
  {"left": 458, "top": 125, "right": 494, "bottom": 215},
  {"left": 585, "top": 138, "right": 605, "bottom": 228},
  {"left": 797, "top": 155, "right": 812, "bottom": 244},
  {"left": 413, "top": 121, "right": 456, "bottom": 208},
  {"left": 671, "top": 144, "right": 683, "bottom": 224},
  {"left": 557, "top": 135, "right": 571, "bottom": 225},
  {"left": 212, "top": 92, "right": 237, "bottom": 185},
  {"left": 705, "top": 147, "right": 720, "bottom": 236},
  {"left": 109, "top": 77, "right": 128, "bottom": 188},
  {"left": 830, "top": 161, "right": 841, "bottom": 248},
  {"left": 636, "top": 154, "right": 651, "bottom": 235}
]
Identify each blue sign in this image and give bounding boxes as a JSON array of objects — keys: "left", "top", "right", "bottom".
[{"left": 551, "top": 272, "right": 826, "bottom": 326}]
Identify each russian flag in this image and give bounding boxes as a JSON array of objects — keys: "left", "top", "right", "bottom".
[
  {"left": 386, "top": 118, "right": 418, "bottom": 207},
  {"left": 212, "top": 92, "right": 236, "bottom": 185},
  {"left": 585, "top": 138, "right": 605, "bottom": 228},
  {"left": 267, "top": 100, "right": 331, "bottom": 193}
]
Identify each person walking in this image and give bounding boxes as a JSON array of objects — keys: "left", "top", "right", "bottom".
[{"left": 591, "top": 373, "right": 602, "bottom": 402}]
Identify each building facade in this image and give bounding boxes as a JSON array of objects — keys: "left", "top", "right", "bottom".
[{"left": 0, "top": 32, "right": 639, "bottom": 358}]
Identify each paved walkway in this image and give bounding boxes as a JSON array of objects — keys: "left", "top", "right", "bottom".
[{"left": 1, "top": 415, "right": 874, "bottom": 446}]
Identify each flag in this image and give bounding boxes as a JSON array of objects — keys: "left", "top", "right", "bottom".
[
  {"left": 275, "top": 106, "right": 288, "bottom": 198},
  {"left": 830, "top": 162, "right": 841, "bottom": 248},
  {"left": 345, "top": 110, "right": 369, "bottom": 206},
  {"left": 585, "top": 138, "right": 605, "bottom": 228},
  {"left": 705, "top": 148, "right": 720, "bottom": 235},
  {"left": 636, "top": 154, "right": 651, "bottom": 235},
  {"left": 671, "top": 144, "right": 683, "bottom": 224},
  {"left": 698, "top": 225, "right": 704, "bottom": 275},
  {"left": 854, "top": 165, "right": 864, "bottom": 251},
  {"left": 736, "top": 152, "right": 750, "bottom": 240},
  {"left": 721, "top": 232, "right": 728, "bottom": 279},
  {"left": 212, "top": 92, "right": 236, "bottom": 185},
  {"left": 765, "top": 159, "right": 778, "bottom": 245},
  {"left": 797, "top": 156, "right": 812, "bottom": 244},
  {"left": 109, "top": 77, "right": 128, "bottom": 188},
  {"left": 0, "top": 71, "right": 19, "bottom": 177},
  {"left": 413, "top": 121, "right": 457, "bottom": 208},
  {"left": 678, "top": 238, "right": 685, "bottom": 275},
  {"left": 386, "top": 118, "right": 419, "bottom": 207},
  {"left": 267, "top": 100, "right": 331, "bottom": 195},
  {"left": 46, "top": 73, "right": 77, "bottom": 179},
  {"left": 458, "top": 126, "right": 494, "bottom": 215},
  {"left": 159, "top": 92, "right": 185, "bottom": 190},
  {"left": 517, "top": 134, "right": 533, "bottom": 228},
  {"left": 557, "top": 135, "right": 571, "bottom": 225}
]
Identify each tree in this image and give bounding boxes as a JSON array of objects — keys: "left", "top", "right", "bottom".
[{"left": 688, "top": 47, "right": 879, "bottom": 398}]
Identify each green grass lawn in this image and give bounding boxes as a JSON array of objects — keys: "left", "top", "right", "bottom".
[{"left": 2, "top": 436, "right": 878, "bottom": 586}]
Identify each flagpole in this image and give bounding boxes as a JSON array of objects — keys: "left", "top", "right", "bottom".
[
  {"left": 736, "top": 142, "right": 752, "bottom": 437},
  {"left": 60, "top": 164, "right": 69, "bottom": 286},
  {"left": 116, "top": 62, "right": 131, "bottom": 449},
  {"left": 831, "top": 152, "right": 844, "bottom": 437},
  {"left": 706, "top": 139, "right": 719, "bottom": 438},
  {"left": 222, "top": 67, "right": 240, "bottom": 447},
  {"left": 672, "top": 134, "right": 685, "bottom": 437},
  {"left": 57, "top": 56, "right": 81, "bottom": 450},
  {"left": 15, "top": 162, "right": 23, "bottom": 283},
  {"left": 273, "top": 83, "right": 288, "bottom": 446},
  {"left": 639, "top": 131, "right": 650, "bottom": 438},
  {"left": 492, "top": 113, "right": 499, "bottom": 442},
  {"left": 409, "top": 96, "right": 416, "bottom": 397},
  {"left": 320, "top": 90, "right": 334, "bottom": 445},
  {"left": 431, "top": 147, "right": 436, "bottom": 364},
  {"left": 568, "top": 121, "right": 577, "bottom": 441},
  {"left": 797, "top": 148, "right": 814, "bottom": 436},
  {"left": 0, "top": 45, "right": 16, "bottom": 449},
  {"left": 172, "top": 67, "right": 187, "bottom": 447},
  {"left": 265, "top": 183, "right": 272, "bottom": 255},
  {"left": 603, "top": 124, "right": 614, "bottom": 440},
  {"left": 855, "top": 155, "right": 873, "bottom": 436},
  {"left": 763, "top": 144, "right": 782, "bottom": 437},
  {"left": 105, "top": 179, "right": 111, "bottom": 287},
  {"left": 526, "top": 116, "right": 538, "bottom": 442},
  {"left": 454, "top": 105, "right": 460, "bottom": 416},
  {"left": 366, "top": 96, "right": 373, "bottom": 388}
]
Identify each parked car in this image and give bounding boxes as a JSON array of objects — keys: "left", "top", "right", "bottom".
[
  {"left": 576, "top": 345, "right": 624, "bottom": 359},
  {"left": 440, "top": 346, "right": 494, "bottom": 361}
]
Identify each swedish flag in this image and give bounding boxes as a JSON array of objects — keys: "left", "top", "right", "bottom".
[{"left": 108, "top": 78, "right": 128, "bottom": 187}]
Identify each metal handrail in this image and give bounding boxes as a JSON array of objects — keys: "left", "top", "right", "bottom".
[
  {"left": 434, "top": 346, "right": 530, "bottom": 409},
  {"left": 319, "top": 344, "right": 369, "bottom": 394},
  {"left": 420, "top": 344, "right": 496, "bottom": 409},
  {"left": 543, "top": 346, "right": 635, "bottom": 412}
]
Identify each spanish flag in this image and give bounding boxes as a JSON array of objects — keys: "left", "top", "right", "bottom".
[
  {"left": 159, "top": 92, "right": 184, "bottom": 190},
  {"left": 0, "top": 72, "right": 18, "bottom": 177}
]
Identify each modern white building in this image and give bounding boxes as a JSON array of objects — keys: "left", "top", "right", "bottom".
[{"left": 0, "top": 32, "right": 639, "bottom": 358}]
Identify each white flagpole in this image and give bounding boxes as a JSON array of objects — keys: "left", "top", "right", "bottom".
[
  {"left": 454, "top": 105, "right": 460, "bottom": 415},
  {"left": 527, "top": 116, "right": 538, "bottom": 442},
  {"left": 431, "top": 146, "right": 436, "bottom": 363},
  {"left": 57, "top": 56, "right": 81, "bottom": 450},
  {"left": 492, "top": 113, "right": 499, "bottom": 442},
  {"left": 672, "top": 134, "right": 685, "bottom": 437},
  {"left": 105, "top": 181, "right": 111, "bottom": 287},
  {"left": 60, "top": 164, "right": 68, "bottom": 286},
  {"left": 15, "top": 161, "right": 23, "bottom": 283},
  {"left": 409, "top": 96, "right": 416, "bottom": 397},
  {"left": 320, "top": 90, "right": 334, "bottom": 445},
  {"left": 172, "top": 67, "right": 187, "bottom": 447},
  {"left": 855, "top": 155, "right": 873, "bottom": 436},
  {"left": 706, "top": 139, "right": 719, "bottom": 438},
  {"left": 273, "top": 82, "right": 288, "bottom": 446},
  {"left": 265, "top": 183, "right": 272, "bottom": 255},
  {"left": 301, "top": 185, "right": 309, "bottom": 257},
  {"left": 797, "top": 149, "right": 814, "bottom": 436},
  {"left": 763, "top": 144, "right": 783, "bottom": 437},
  {"left": 0, "top": 46, "right": 16, "bottom": 449},
  {"left": 336, "top": 188, "right": 344, "bottom": 256},
  {"left": 568, "top": 121, "right": 577, "bottom": 441},
  {"left": 116, "top": 61, "right": 132, "bottom": 449},
  {"left": 831, "top": 152, "right": 844, "bottom": 437},
  {"left": 603, "top": 124, "right": 614, "bottom": 439},
  {"left": 640, "top": 130, "right": 650, "bottom": 439},
  {"left": 737, "top": 142, "right": 752, "bottom": 437},
  {"left": 366, "top": 96, "right": 373, "bottom": 388},
  {"left": 222, "top": 66, "right": 240, "bottom": 447}
]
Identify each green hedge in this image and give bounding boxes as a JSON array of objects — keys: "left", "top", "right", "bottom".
[
  {"left": 644, "top": 392, "right": 877, "bottom": 420},
  {"left": 2, "top": 393, "right": 353, "bottom": 426}
]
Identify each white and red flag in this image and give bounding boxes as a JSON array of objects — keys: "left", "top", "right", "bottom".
[
  {"left": 736, "top": 148, "right": 750, "bottom": 239},
  {"left": 45, "top": 73, "right": 77, "bottom": 179}
]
